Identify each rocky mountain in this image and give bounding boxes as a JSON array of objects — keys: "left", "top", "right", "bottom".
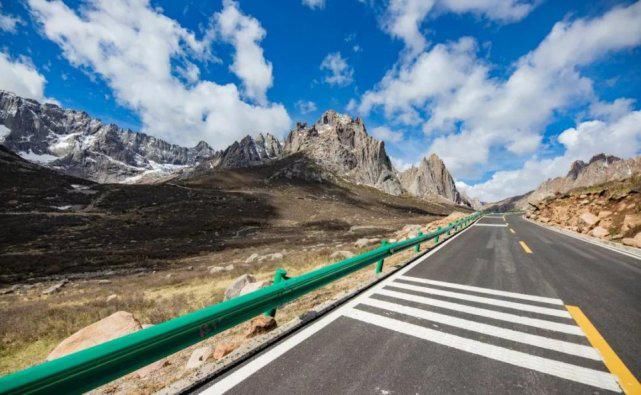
[
  {"left": 0, "top": 90, "right": 217, "bottom": 183},
  {"left": 197, "top": 133, "right": 282, "bottom": 170},
  {"left": 282, "top": 111, "right": 403, "bottom": 195},
  {"left": 398, "top": 154, "right": 467, "bottom": 205}
]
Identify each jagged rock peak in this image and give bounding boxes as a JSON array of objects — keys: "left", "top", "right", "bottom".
[
  {"left": 399, "top": 153, "right": 467, "bottom": 206},
  {"left": 199, "top": 132, "right": 283, "bottom": 170},
  {"left": 283, "top": 111, "right": 403, "bottom": 195},
  {"left": 0, "top": 90, "right": 217, "bottom": 183}
]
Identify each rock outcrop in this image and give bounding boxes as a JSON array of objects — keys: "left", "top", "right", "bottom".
[
  {"left": 399, "top": 154, "right": 467, "bottom": 205},
  {"left": 0, "top": 90, "right": 216, "bottom": 183},
  {"left": 283, "top": 111, "right": 403, "bottom": 195},
  {"left": 199, "top": 133, "right": 282, "bottom": 170}
]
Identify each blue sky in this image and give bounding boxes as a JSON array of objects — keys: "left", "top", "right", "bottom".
[{"left": 0, "top": 0, "right": 640, "bottom": 201}]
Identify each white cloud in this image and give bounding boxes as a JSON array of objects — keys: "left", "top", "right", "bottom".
[
  {"left": 28, "top": 0, "right": 291, "bottom": 149},
  {"left": 214, "top": 0, "right": 273, "bottom": 105},
  {"left": 0, "top": 6, "right": 22, "bottom": 33},
  {"left": 320, "top": 52, "right": 353, "bottom": 86},
  {"left": 380, "top": 0, "right": 536, "bottom": 55},
  {"left": 358, "top": 1, "right": 641, "bottom": 177},
  {"left": 371, "top": 125, "right": 404, "bottom": 143},
  {"left": 302, "top": 0, "right": 325, "bottom": 10},
  {"left": 462, "top": 109, "right": 641, "bottom": 202},
  {"left": 0, "top": 52, "right": 47, "bottom": 101},
  {"left": 390, "top": 155, "right": 413, "bottom": 171},
  {"left": 295, "top": 100, "right": 317, "bottom": 114}
]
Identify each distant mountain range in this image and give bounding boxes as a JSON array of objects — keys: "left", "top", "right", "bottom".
[
  {"left": 0, "top": 89, "right": 473, "bottom": 208},
  {"left": 486, "top": 153, "right": 641, "bottom": 211}
]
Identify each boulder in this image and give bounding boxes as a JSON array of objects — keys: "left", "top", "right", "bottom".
[
  {"left": 245, "top": 316, "right": 277, "bottom": 338},
  {"left": 590, "top": 226, "right": 609, "bottom": 239},
  {"left": 622, "top": 214, "right": 641, "bottom": 233},
  {"left": 209, "top": 266, "right": 225, "bottom": 274},
  {"left": 330, "top": 250, "right": 354, "bottom": 260},
  {"left": 224, "top": 274, "right": 256, "bottom": 300},
  {"left": 622, "top": 232, "right": 641, "bottom": 248},
  {"left": 354, "top": 238, "right": 380, "bottom": 248},
  {"left": 245, "top": 253, "right": 259, "bottom": 264},
  {"left": 185, "top": 346, "right": 213, "bottom": 369},
  {"left": 106, "top": 294, "right": 118, "bottom": 303},
  {"left": 42, "top": 279, "right": 68, "bottom": 295},
  {"left": 579, "top": 212, "right": 599, "bottom": 227},
  {"left": 47, "top": 311, "right": 142, "bottom": 361},
  {"left": 224, "top": 264, "right": 235, "bottom": 271},
  {"left": 239, "top": 280, "right": 272, "bottom": 296},
  {"left": 213, "top": 342, "right": 239, "bottom": 360}
]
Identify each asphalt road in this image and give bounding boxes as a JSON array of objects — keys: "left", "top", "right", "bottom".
[{"left": 198, "top": 214, "right": 641, "bottom": 394}]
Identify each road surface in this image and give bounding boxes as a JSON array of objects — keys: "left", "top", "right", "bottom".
[{"left": 197, "top": 214, "right": 641, "bottom": 394}]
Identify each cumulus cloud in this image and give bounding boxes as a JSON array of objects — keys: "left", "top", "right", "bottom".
[
  {"left": 320, "top": 52, "right": 353, "bottom": 86},
  {"left": 214, "top": 0, "right": 273, "bottom": 105},
  {"left": 28, "top": 0, "right": 291, "bottom": 149},
  {"left": 295, "top": 100, "right": 317, "bottom": 114},
  {"left": 358, "top": 1, "right": 641, "bottom": 177},
  {"left": 461, "top": 109, "right": 641, "bottom": 202},
  {"left": 0, "top": 5, "right": 22, "bottom": 33},
  {"left": 0, "top": 52, "right": 47, "bottom": 101},
  {"left": 380, "top": 0, "right": 536, "bottom": 54},
  {"left": 302, "top": 0, "right": 325, "bottom": 10},
  {"left": 371, "top": 125, "right": 404, "bottom": 143}
]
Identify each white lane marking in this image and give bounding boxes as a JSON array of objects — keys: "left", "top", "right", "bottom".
[
  {"left": 375, "top": 289, "right": 584, "bottom": 336},
  {"left": 203, "top": 219, "right": 477, "bottom": 394},
  {"left": 343, "top": 309, "right": 620, "bottom": 393},
  {"left": 357, "top": 298, "right": 601, "bottom": 360},
  {"left": 474, "top": 223, "right": 509, "bottom": 227},
  {"left": 397, "top": 275, "right": 563, "bottom": 305},
  {"left": 389, "top": 281, "right": 571, "bottom": 318}
]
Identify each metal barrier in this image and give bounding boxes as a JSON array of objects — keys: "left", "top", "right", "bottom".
[{"left": 0, "top": 212, "right": 482, "bottom": 394}]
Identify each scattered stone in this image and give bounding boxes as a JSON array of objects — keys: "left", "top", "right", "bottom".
[
  {"left": 245, "top": 316, "right": 277, "bottom": 338},
  {"left": 165, "top": 274, "right": 173, "bottom": 279},
  {"left": 185, "top": 346, "right": 213, "bottom": 369},
  {"left": 590, "top": 226, "right": 609, "bottom": 239},
  {"left": 42, "top": 279, "right": 69, "bottom": 295},
  {"left": 245, "top": 253, "right": 259, "bottom": 264},
  {"left": 136, "top": 359, "right": 170, "bottom": 378},
  {"left": 0, "top": 284, "right": 20, "bottom": 295},
  {"left": 47, "top": 311, "right": 142, "bottom": 360},
  {"left": 597, "top": 210, "right": 613, "bottom": 219},
  {"left": 239, "top": 280, "right": 272, "bottom": 296},
  {"left": 579, "top": 212, "right": 599, "bottom": 227},
  {"left": 330, "top": 250, "right": 354, "bottom": 260},
  {"left": 106, "top": 294, "right": 118, "bottom": 303},
  {"left": 213, "top": 342, "right": 238, "bottom": 360},
  {"left": 186, "top": 266, "right": 194, "bottom": 271},
  {"left": 622, "top": 233, "right": 641, "bottom": 248},
  {"left": 142, "top": 323, "right": 154, "bottom": 329},
  {"left": 208, "top": 266, "right": 225, "bottom": 274},
  {"left": 622, "top": 214, "right": 641, "bottom": 233},
  {"left": 265, "top": 252, "right": 284, "bottom": 261},
  {"left": 354, "top": 238, "right": 380, "bottom": 248},
  {"left": 224, "top": 274, "right": 256, "bottom": 300},
  {"left": 97, "top": 279, "right": 111, "bottom": 284},
  {"left": 224, "top": 264, "right": 235, "bottom": 271}
]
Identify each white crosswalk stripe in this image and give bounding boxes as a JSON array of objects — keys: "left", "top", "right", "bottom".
[
  {"left": 388, "top": 280, "right": 572, "bottom": 318},
  {"left": 341, "top": 278, "right": 621, "bottom": 393}
]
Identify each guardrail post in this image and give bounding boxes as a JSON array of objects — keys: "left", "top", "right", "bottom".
[
  {"left": 375, "top": 240, "right": 388, "bottom": 275},
  {"left": 414, "top": 231, "right": 423, "bottom": 252},
  {"left": 447, "top": 223, "right": 451, "bottom": 235},
  {"left": 435, "top": 227, "right": 441, "bottom": 244},
  {"left": 265, "top": 268, "right": 288, "bottom": 317}
]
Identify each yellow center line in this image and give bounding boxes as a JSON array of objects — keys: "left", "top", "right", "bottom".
[
  {"left": 509, "top": 228, "right": 516, "bottom": 234},
  {"left": 519, "top": 241, "right": 533, "bottom": 254},
  {"left": 567, "top": 305, "right": 641, "bottom": 394}
]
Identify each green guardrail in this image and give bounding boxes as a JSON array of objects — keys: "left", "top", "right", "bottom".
[{"left": 0, "top": 212, "right": 482, "bottom": 394}]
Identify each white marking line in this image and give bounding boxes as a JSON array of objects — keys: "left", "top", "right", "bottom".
[
  {"left": 343, "top": 309, "right": 620, "bottom": 393},
  {"left": 357, "top": 298, "right": 601, "bottom": 360},
  {"left": 474, "top": 223, "right": 509, "bottom": 227},
  {"left": 374, "top": 289, "right": 584, "bottom": 336},
  {"left": 203, "top": 218, "right": 476, "bottom": 394},
  {"left": 389, "top": 281, "right": 571, "bottom": 318},
  {"left": 397, "top": 275, "right": 563, "bottom": 305}
]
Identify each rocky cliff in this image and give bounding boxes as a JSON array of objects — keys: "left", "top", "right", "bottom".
[
  {"left": 283, "top": 110, "right": 403, "bottom": 195},
  {"left": 0, "top": 90, "right": 217, "bottom": 183},
  {"left": 398, "top": 154, "right": 467, "bottom": 205}
]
